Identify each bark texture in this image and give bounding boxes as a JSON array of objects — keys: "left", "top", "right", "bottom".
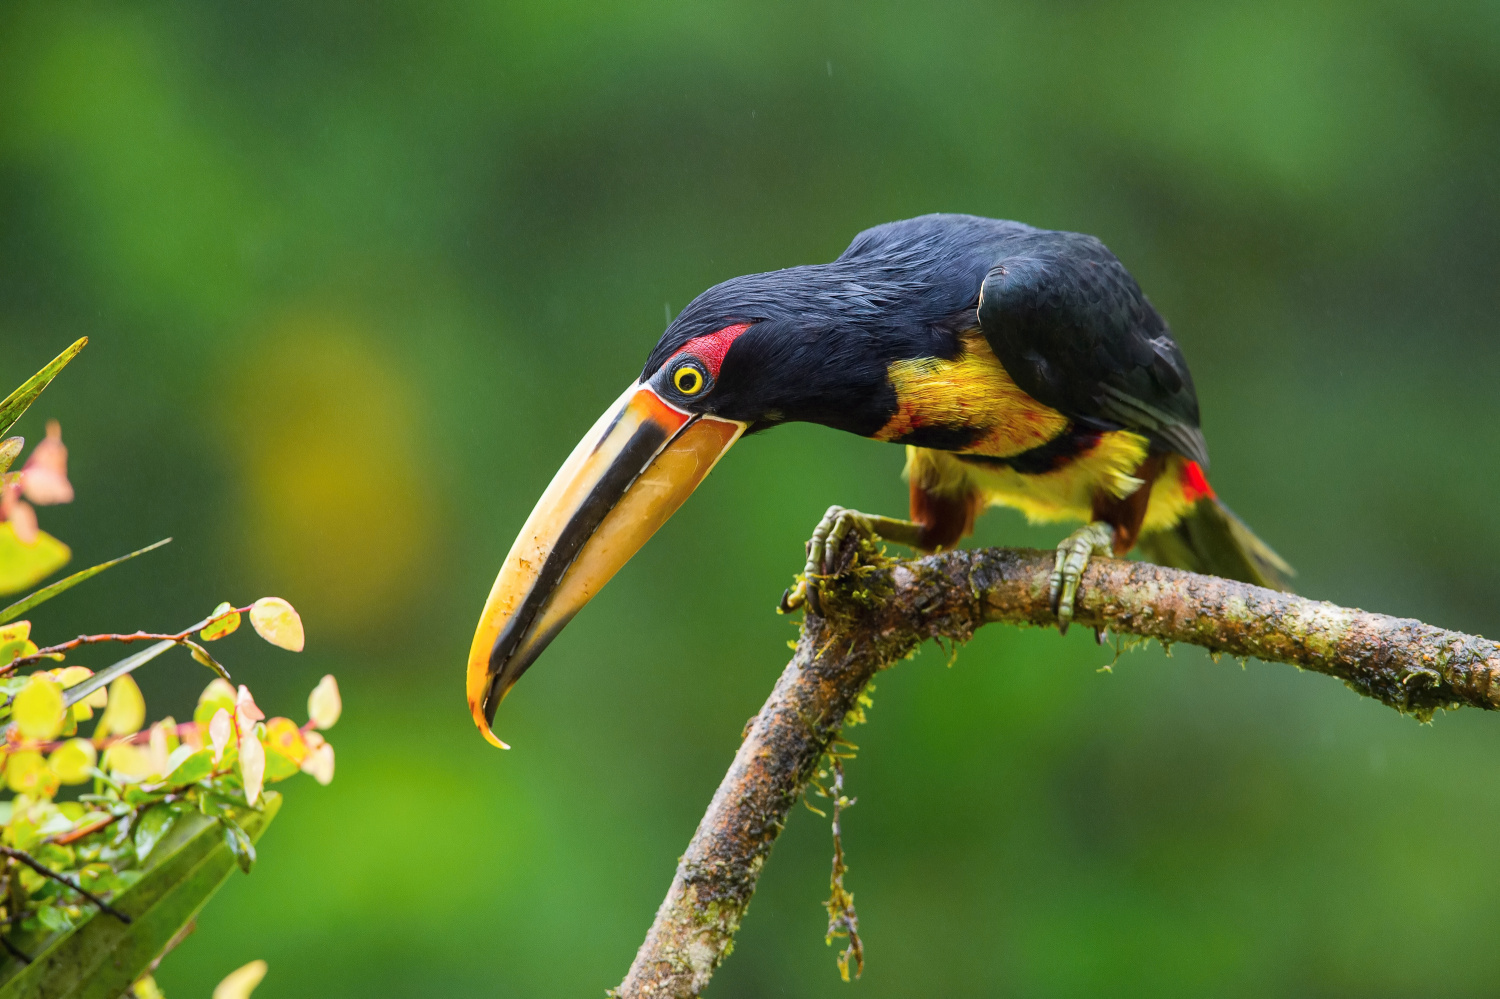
[{"left": 615, "top": 545, "right": 1500, "bottom": 997}]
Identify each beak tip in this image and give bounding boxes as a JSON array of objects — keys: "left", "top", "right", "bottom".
[{"left": 469, "top": 694, "right": 512, "bottom": 750}]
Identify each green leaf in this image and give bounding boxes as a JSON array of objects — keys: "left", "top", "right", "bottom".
[
  {"left": 0, "top": 791, "right": 280, "bottom": 998},
  {"left": 0, "top": 538, "right": 171, "bottom": 626},
  {"left": 0, "top": 338, "right": 88, "bottom": 441},
  {"left": 32, "top": 905, "right": 72, "bottom": 934},
  {"left": 162, "top": 747, "right": 214, "bottom": 786},
  {"left": 219, "top": 818, "right": 256, "bottom": 874},
  {"left": 0, "top": 524, "right": 70, "bottom": 597},
  {"left": 132, "top": 806, "right": 176, "bottom": 864}
]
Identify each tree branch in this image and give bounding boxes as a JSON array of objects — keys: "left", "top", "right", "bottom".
[
  {"left": 615, "top": 544, "right": 1500, "bottom": 997},
  {"left": 0, "top": 847, "right": 131, "bottom": 923}
]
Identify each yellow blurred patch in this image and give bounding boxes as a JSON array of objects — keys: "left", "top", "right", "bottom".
[{"left": 227, "top": 321, "right": 435, "bottom": 640}]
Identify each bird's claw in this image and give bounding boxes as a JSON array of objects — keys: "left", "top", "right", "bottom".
[
  {"left": 1049, "top": 521, "right": 1115, "bottom": 635},
  {"left": 814, "top": 505, "right": 875, "bottom": 575},
  {"left": 780, "top": 506, "right": 876, "bottom": 616},
  {"left": 779, "top": 583, "right": 806, "bottom": 614}
]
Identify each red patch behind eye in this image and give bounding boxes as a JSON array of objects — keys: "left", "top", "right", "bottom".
[
  {"left": 670, "top": 323, "right": 751, "bottom": 378},
  {"left": 1179, "top": 460, "right": 1216, "bottom": 504}
]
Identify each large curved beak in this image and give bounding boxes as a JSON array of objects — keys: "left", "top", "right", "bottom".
[{"left": 466, "top": 383, "right": 745, "bottom": 747}]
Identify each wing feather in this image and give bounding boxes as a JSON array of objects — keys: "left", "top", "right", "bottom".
[{"left": 976, "top": 234, "right": 1208, "bottom": 467}]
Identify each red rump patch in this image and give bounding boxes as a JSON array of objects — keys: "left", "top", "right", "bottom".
[
  {"left": 670, "top": 323, "right": 751, "bottom": 378},
  {"left": 1179, "top": 460, "right": 1216, "bottom": 504}
]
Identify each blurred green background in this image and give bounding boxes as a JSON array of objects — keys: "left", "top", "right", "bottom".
[{"left": 3, "top": 1, "right": 1499, "bottom": 995}]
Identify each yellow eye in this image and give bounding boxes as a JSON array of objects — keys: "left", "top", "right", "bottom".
[{"left": 673, "top": 365, "right": 704, "bottom": 395}]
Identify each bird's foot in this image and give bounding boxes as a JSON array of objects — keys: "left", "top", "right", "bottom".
[
  {"left": 780, "top": 506, "right": 924, "bottom": 615},
  {"left": 1049, "top": 521, "right": 1115, "bottom": 635}
]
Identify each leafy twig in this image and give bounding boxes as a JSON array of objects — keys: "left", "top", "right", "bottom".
[
  {"left": 0, "top": 846, "right": 131, "bottom": 923},
  {"left": 6, "top": 606, "right": 250, "bottom": 674},
  {"left": 49, "top": 812, "right": 122, "bottom": 846}
]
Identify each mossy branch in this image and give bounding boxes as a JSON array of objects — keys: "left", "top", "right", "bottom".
[{"left": 614, "top": 543, "right": 1500, "bottom": 998}]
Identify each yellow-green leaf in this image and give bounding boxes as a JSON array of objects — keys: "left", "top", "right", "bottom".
[
  {"left": 0, "top": 620, "right": 29, "bottom": 644},
  {"left": 261, "top": 718, "right": 306, "bottom": 782},
  {"left": 0, "top": 337, "right": 87, "bottom": 441},
  {"left": 102, "top": 741, "right": 155, "bottom": 780},
  {"left": 13, "top": 673, "right": 65, "bottom": 740},
  {"left": 307, "top": 674, "right": 341, "bottom": 730},
  {"left": 131, "top": 975, "right": 166, "bottom": 999},
  {"left": 183, "top": 639, "right": 231, "bottom": 679},
  {"left": 48, "top": 738, "right": 97, "bottom": 784},
  {"left": 152, "top": 716, "right": 180, "bottom": 755},
  {"left": 199, "top": 602, "right": 241, "bottom": 641},
  {"left": 194, "top": 677, "right": 236, "bottom": 727},
  {"left": 0, "top": 636, "right": 36, "bottom": 666},
  {"left": 51, "top": 664, "right": 91, "bottom": 686},
  {"left": 248, "top": 597, "right": 304, "bottom": 652},
  {"left": 5, "top": 749, "right": 54, "bottom": 796},
  {"left": 213, "top": 960, "right": 268, "bottom": 999},
  {"left": 0, "top": 522, "right": 70, "bottom": 596},
  {"left": 95, "top": 673, "right": 146, "bottom": 738},
  {"left": 0, "top": 437, "right": 21, "bottom": 476}
]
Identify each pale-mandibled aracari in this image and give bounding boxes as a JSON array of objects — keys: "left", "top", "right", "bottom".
[{"left": 466, "top": 213, "right": 1292, "bottom": 747}]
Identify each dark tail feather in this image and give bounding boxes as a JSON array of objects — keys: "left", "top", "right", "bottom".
[{"left": 1136, "top": 498, "right": 1295, "bottom": 591}]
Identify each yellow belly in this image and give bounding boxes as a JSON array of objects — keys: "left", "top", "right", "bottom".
[{"left": 904, "top": 443, "right": 1200, "bottom": 536}]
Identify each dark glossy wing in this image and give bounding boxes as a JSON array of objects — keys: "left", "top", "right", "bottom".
[{"left": 976, "top": 233, "right": 1209, "bottom": 466}]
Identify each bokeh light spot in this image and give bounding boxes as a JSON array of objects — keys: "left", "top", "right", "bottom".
[{"left": 228, "top": 320, "right": 435, "bottom": 642}]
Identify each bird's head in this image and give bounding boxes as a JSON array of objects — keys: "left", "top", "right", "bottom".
[{"left": 465, "top": 260, "right": 965, "bottom": 746}]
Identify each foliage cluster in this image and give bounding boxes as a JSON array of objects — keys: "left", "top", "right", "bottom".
[{"left": 0, "top": 341, "right": 338, "bottom": 998}]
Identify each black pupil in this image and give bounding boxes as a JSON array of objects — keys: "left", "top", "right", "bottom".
[{"left": 679, "top": 369, "right": 698, "bottom": 390}]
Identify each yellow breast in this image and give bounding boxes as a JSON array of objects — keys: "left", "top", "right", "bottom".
[{"left": 872, "top": 332, "right": 1069, "bottom": 458}]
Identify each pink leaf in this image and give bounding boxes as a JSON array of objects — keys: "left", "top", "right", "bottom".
[
  {"left": 300, "top": 742, "right": 334, "bottom": 785},
  {"left": 2, "top": 492, "right": 37, "bottom": 544},
  {"left": 306, "top": 675, "right": 341, "bottom": 730},
  {"left": 239, "top": 730, "right": 265, "bottom": 806},
  {"left": 235, "top": 685, "right": 265, "bottom": 731},
  {"left": 209, "top": 708, "right": 233, "bottom": 762},
  {"left": 20, "top": 421, "right": 73, "bottom": 506}
]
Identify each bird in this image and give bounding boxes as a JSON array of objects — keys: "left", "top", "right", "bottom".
[{"left": 466, "top": 213, "right": 1292, "bottom": 747}]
